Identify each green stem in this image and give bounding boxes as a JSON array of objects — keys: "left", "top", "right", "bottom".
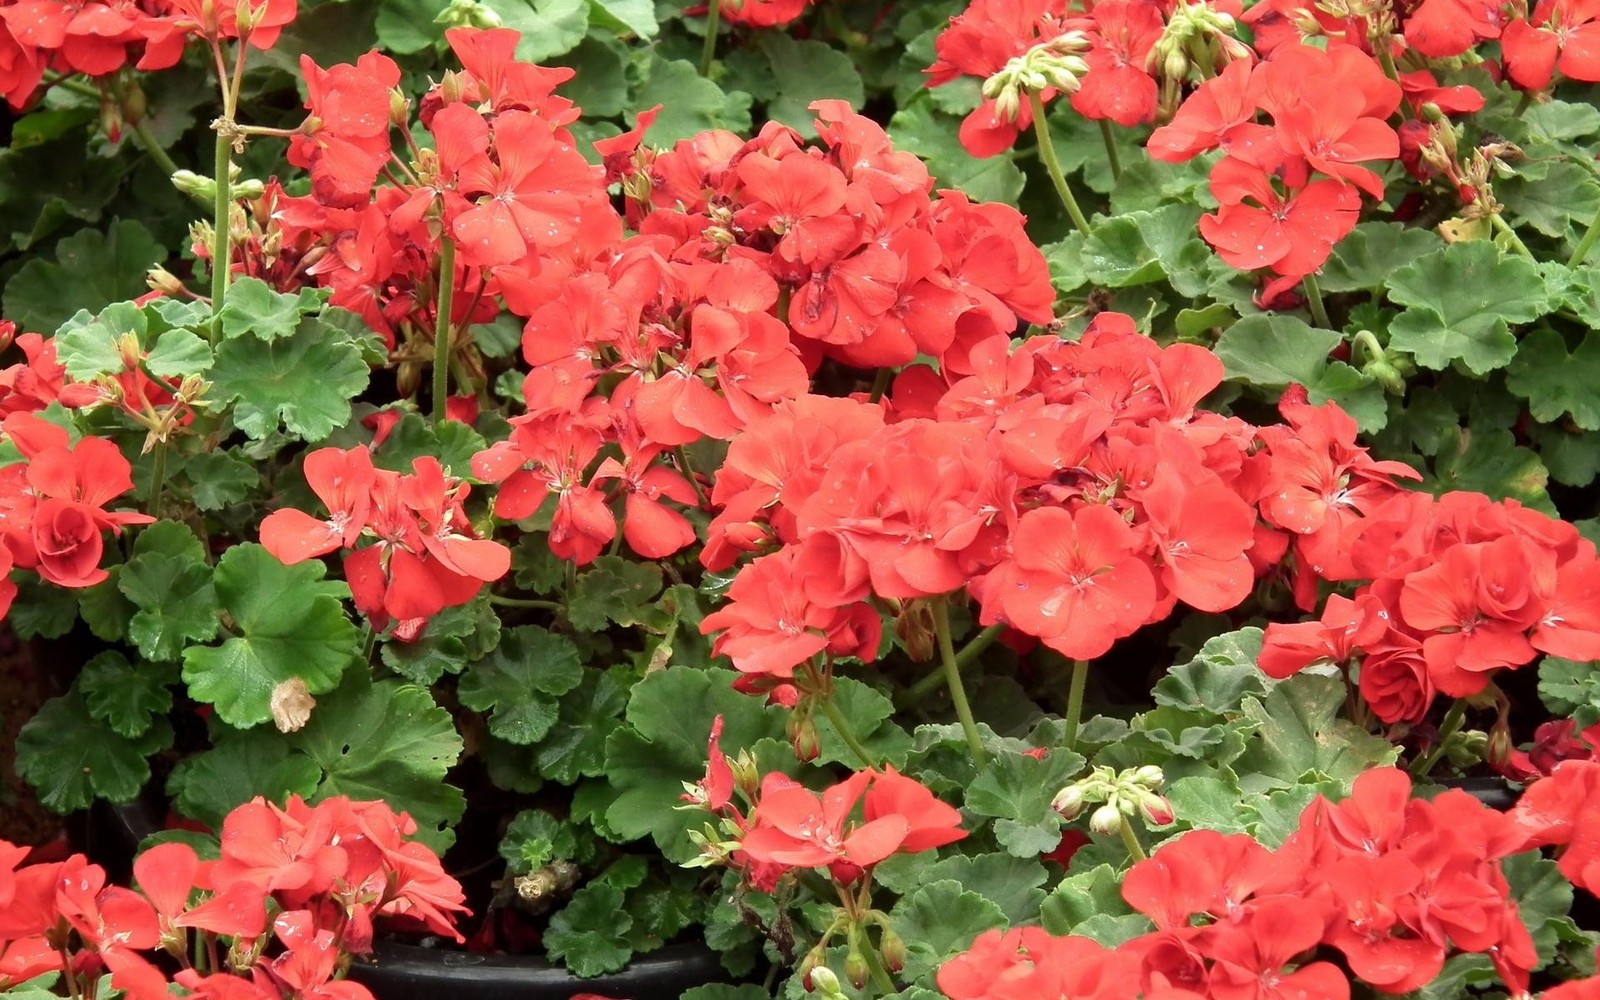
[
  {"left": 361, "top": 624, "right": 377, "bottom": 665},
  {"left": 1117, "top": 815, "right": 1147, "bottom": 862},
  {"left": 488, "top": 594, "right": 563, "bottom": 611},
  {"left": 1302, "top": 272, "right": 1331, "bottom": 329},
  {"left": 1027, "top": 89, "right": 1091, "bottom": 237},
  {"left": 1063, "top": 658, "right": 1090, "bottom": 753},
  {"left": 699, "top": 0, "right": 721, "bottom": 78},
  {"left": 821, "top": 697, "right": 877, "bottom": 770},
  {"left": 1514, "top": 90, "right": 1534, "bottom": 117},
  {"left": 146, "top": 443, "right": 166, "bottom": 517},
  {"left": 432, "top": 235, "right": 456, "bottom": 424},
  {"left": 209, "top": 128, "right": 231, "bottom": 342},
  {"left": 1350, "top": 328, "right": 1386, "bottom": 367},
  {"left": 932, "top": 599, "right": 988, "bottom": 769},
  {"left": 1569, "top": 209, "right": 1600, "bottom": 269},
  {"left": 45, "top": 72, "right": 102, "bottom": 100},
  {"left": 1491, "top": 213, "right": 1535, "bottom": 259},
  {"left": 129, "top": 117, "right": 183, "bottom": 182},
  {"left": 1410, "top": 699, "right": 1468, "bottom": 778},
  {"left": 902, "top": 623, "right": 1004, "bottom": 704},
  {"left": 867, "top": 367, "right": 892, "bottom": 404},
  {"left": 1097, "top": 119, "right": 1122, "bottom": 182},
  {"left": 1376, "top": 46, "right": 1402, "bottom": 87},
  {"left": 674, "top": 444, "right": 710, "bottom": 507},
  {"left": 861, "top": 942, "right": 896, "bottom": 996}
]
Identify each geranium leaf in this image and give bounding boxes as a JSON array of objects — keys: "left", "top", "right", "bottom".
[
  {"left": 589, "top": 0, "right": 657, "bottom": 37},
  {"left": 756, "top": 34, "right": 864, "bottom": 138},
  {"left": 215, "top": 278, "right": 324, "bottom": 341},
  {"left": 1214, "top": 315, "right": 1386, "bottom": 431},
  {"left": 144, "top": 328, "right": 212, "bottom": 378},
  {"left": 9, "top": 577, "right": 79, "bottom": 639},
  {"left": 166, "top": 725, "right": 323, "bottom": 830},
  {"left": 536, "top": 669, "right": 630, "bottom": 783},
  {"left": 480, "top": 0, "right": 588, "bottom": 61},
  {"left": 890, "top": 880, "right": 1008, "bottom": 986},
  {"left": 3, "top": 219, "right": 162, "bottom": 335},
  {"left": 1040, "top": 863, "right": 1138, "bottom": 934},
  {"left": 457, "top": 625, "right": 584, "bottom": 744},
  {"left": 604, "top": 666, "right": 789, "bottom": 860},
  {"left": 1080, "top": 206, "right": 1210, "bottom": 296},
  {"left": 1318, "top": 222, "right": 1442, "bottom": 293},
  {"left": 380, "top": 598, "right": 500, "bottom": 685},
  {"left": 180, "top": 543, "right": 359, "bottom": 728},
  {"left": 1537, "top": 657, "right": 1600, "bottom": 727},
  {"left": 118, "top": 547, "right": 218, "bottom": 663},
  {"left": 567, "top": 555, "right": 664, "bottom": 631},
  {"left": 1502, "top": 162, "right": 1600, "bottom": 238},
  {"left": 78, "top": 652, "right": 175, "bottom": 738},
  {"left": 1385, "top": 242, "right": 1548, "bottom": 374},
  {"left": 54, "top": 302, "right": 146, "bottom": 380},
  {"left": 16, "top": 689, "right": 173, "bottom": 812},
  {"left": 909, "top": 854, "right": 1049, "bottom": 926},
  {"left": 814, "top": 676, "right": 912, "bottom": 769},
  {"left": 1426, "top": 426, "right": 1553, "bottom": 514},
  {"left": 888, "top": 98, "right": 1024, "bottom": 205},
  {"left": 631, "top": 57, "right": 753, "bottom": 146},
  {"left": 544, "top": 882, "right": 634, "bottom": 977},
  {"left": 1233, "top": 673, "right": 1397, "bottom": 792},
  {"left": 964, "top": 747, "right": 1086, "bottom": 858},
  {"left": 1152, "top": 627, "right": 1267, "bottom": 714},
  {"left": 208, "top": 318, "right": 370, "bottom": 442},
  {"left": 1506, "top": 327, "right": 1600, "bottom": 430},
  {"left": 287, "top": 671, "right": 465, "bottom": 851},
  {"left": 77, "top": 572, "right": 134, "bottom": 642},
  {"left": 182, "top": 452, "right": 260, "bottom": 511}
]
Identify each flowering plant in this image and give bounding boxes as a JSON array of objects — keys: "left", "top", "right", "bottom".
[{"left": 1, "top": 0, "right": 1600, "bottom": 995}]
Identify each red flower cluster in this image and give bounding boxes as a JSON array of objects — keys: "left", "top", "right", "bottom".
[
  {"left": 1260, "top": 474, "right": 1600, "bottom": 723},
  {"left": 1510, "top": 759, "right": 1600, "bottom": 898},
  {"left": 0, "top": 413, "right": 151, "bottom": 616},
  {"left": 261, "top": 445, "right": 510, "bottom": 633},
  {"left": 0, "top": 796, "right": 465, "bottom": 1000},
  {"left": 0, "top": 323, "right": 65, "bottom": 417},
  {"left": 469, "top": 98, "right": 1052, "bottom": 567},
  {"left": 708, "top": 0, "right": 815, "bottom": 28},
  {"left": 686, "top": 718, "right": 964, "bottom": 891},
  {"left": 0, "top": 0, "right": 296, "bottom": 109},
  {"left": 939, "top": 768, "right": 1537, "bottom": 1000},
  {"left": 698, "top": 316, "right": 1421, "bottom": 695}
]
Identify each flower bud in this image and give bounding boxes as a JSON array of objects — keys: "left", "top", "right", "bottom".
[
  {"left": 1089, "top": 802, "right": 1123, "bottom": 836},
  {"left": 845, "top": 950, "right": 869, "bottom": 990},
  {"left": 234, "top": 0, "right": 256, "bottom": 34},
  {"left": 120, "top": 82, "right": 147, "bottom": 126},
  {"left": 1136, "top": 790, "right": 1175, "bottom": 826},
  {"left": 1052, "top": 784, "right": 1087, "bottom": 819},
  {"left": 1130, "top": 765, "right": 1165, "bottom": 789},
  {"left": 790, "top": 716, "right": 821, "bottom": 762},
  {"left": 146, "top": 266, "right": 186, "bottom": 297},
  {"left": 173, "top": 170, "right": 218, "bottom": 202},
  {"left": 807, "top": 967, "right": 846, "bottom": 998},
  {"left": 879, "top": 930, "right": 907, "bottom": 973},
  {"left": 1362, "top": 356, "right": 1407, "bottom": 396},
  {"left": 234, "top": 179, "right": 265, "bottom": 200}
]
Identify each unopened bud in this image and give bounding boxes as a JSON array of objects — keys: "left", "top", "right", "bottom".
[
  {"left": 390, "top": 89, "right": 410, "bottom": 128},
  {"left": 844, "top": 951, "right": 869, "bottom": 990},
  {"left": 1136, "top": 790, "right": 1175, "bottom": 826},
  {"left": 439, "top": 70, "right": 469, "bottom": 106},
  {"left": 1052, "top": 784, "right": 1087, "bottom": 819},
  {"left": 879, "top": 930, "right": 907, "bottom": 973},
  {"left": 806, "top": 967, "right": 845, "bottom": 998},
  {"left": 1089, "top": 802, "right": 1123, "bottom": 836},
  {"left": 234, "top": 0, "right": 256, "bottom": 34},
  {"left": 790, "top": 716, "right": 820, "bottom": 763},
  {"left": 117, "top": 332, "right": 143, "bottom": 372},
  {"left": 120, "top": 82, "right": 147, "bottom": 125},
  {"left": 173, "top": 170, "right": 218, "bottom": 201},
  {"left": 1363, "top": 357, "right": 1407, "bottom": 395},
  {"left": 146, "top": 266, "right": 186, "bottom": 297},
  {"left": 1130, "top": 765, "right": 1165, "bottom": 788},
  {"left": 233, "top": 179, "right": 265, "bottom": 200}
]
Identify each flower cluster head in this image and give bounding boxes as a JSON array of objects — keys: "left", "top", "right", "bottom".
[
  {"left": 261, "top": 444, "right": 509, "bottom": 634},
  {"left": 1260, "top": 476, "right": 1600, "bottom": 724},
  {"left": 0, "top": 796, "right": 465, "bottom": 1000},
  {"left": 710, "top": 0, "right": 816, "bottom": 28},
  {"left": 1052, "top": 764, "right": 1174, "bottom": 834},
  {"left": 0, "top": 412, "right": 152, "bottom": 616},
  {"left": 699, "top": 316, "right": 1429, "bottom": 702},
  {"left": 0, "top": 0, "right": 296, "bottom": 111},
  {"left": 941, "top": 768, "right": 1538, "bottom": 1000},
  {"left": 684, "top": 717, "right": 965, "bottom": 892}
]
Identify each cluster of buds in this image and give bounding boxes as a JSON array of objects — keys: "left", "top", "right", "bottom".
[
  {"left": 58, "top": 329, "right": 209, "bottom": 452},
  {"left": 1404, "top": 106, "right": 1524, "bottom": 241},
  {"left": 799, "top": 904, "right": 907, "bottom": 991},
  {"left": 1148, "top": 0, "right": 1253, "bottom": 106},
  {"left": 1052, "top": 764, "right": 1174, "bottom": 836},
  {"left": 981, "top": 32, "right": 1091, "bottom": 123}
]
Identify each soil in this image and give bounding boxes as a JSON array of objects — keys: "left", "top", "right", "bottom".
[{"left": 0, "top": 631, "right": 66, "bottom": 848}]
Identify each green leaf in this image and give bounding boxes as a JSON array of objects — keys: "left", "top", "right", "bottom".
[
  {"left": 890, "top": 880, "right": 1008, "bottom": 986},
  {"left": 1318, "top": 222, "right": 1442, "bottom": 293},
  {"left": 631, "top": 57, "right": 752, "bottom": 146},
  {"left": 1538, "top": 657, "right": 1600, "bottom": 727},
  {"left": 1165, "top": 774, "right": 1251, "bottom": 835},
  {"left": 1504, "top": 850, "right": 1577, "bottom": 965},
  {"left": 373, "top": 0, "right": 440, "bottom": 54},
  {"left": 1041, "top": 863, "right": 1137, "bottom": 934},
  {"left": 1153, "top": 627, "right": 1267, "bottom": 714},
  {"left": 78, "top": 573, "right": 134, "bottom": 642},
  {"left": 965, "top": 748, "right": 1086, "bottom": 857},
  {"left": 910, "top": 853, "right": 1048, "bottom": 925},
  {"left": 556, "top": 37, "right": 629, "bottom": 119},
  {"left": 181, "top": 544, "right": 359, "bottom": 728},
  {"left": 288, "top": 671, "right": 465, "bottom": 850},
  {"left": 755, "top": 35, "right": 864, "bottom": 138},
  {"left": 1506, "top": 327, "right": 1600, "bottom": 430},
  {"left": 167, "top": 725, "right": 322, "bottom": 830},
  {"left": 1530, "top": 424, "right": 1600, "bottom": 487},
  {"left": 369, "top": 411, "right": 487, "bottom": 478},
  {"left": 567, "top": 555, "right": 663, "bottom": 631},
  {"left": 1427, "top": 426, "right": 1553, "bottom": 514},
  {"left": 457, "top": 625, "right": 584, "bottom": 744},
  {"left": 1214, "top": 314, "right": 1341, "bottom": 387},
  {"left": 604, "top": 666, "right": 788, "bottom": 860},
  {"left": 537, "top": 670, "right": 630, "bottom": 783},
  {"left": 814, "top": 677, "right": 912, "bottom": 768},
  {"left": 16, "top": 690, "right": 172, "bottom": 812},
  {"left": 545, "top": 882, "right": 635, "bottom": 977},
  {"left": 379, "top": 598, "right": 500, "bottom": 685},
  {"left": 9, "top": 576, "right": 81, "bottom": 639},
  {"left": 1233, "top": 673, "right": 1398, "bottom": 792},
  {"left": 54, "top": 301, "right": 145, "bottom": 380},
  {"left": 208, "top": 320, "right": 370, "bottom": 442},
  {"left": 1079, "top": 206, "right": 1210, "bottom": 297},
  {"left": 183, "top": 452, "right": 260, "bottom": 510},
  {"left": 118, "top": 546, "right": 218, "bottom": 663},
  {"left": 888, "top": 98, "right": 1025, "bottom": 205},
  {"left": 78, "top": 653, "right": 174, "bottom": 738},
  {"left": 216, "top": 277, "right": 323, "bottom": 341},
  {"left": 1501, "top": 162, "right": 1600, "bottom": 238},
  {"left": 1385, "top": 242, "right": 1549, "bottom": 374},
  {"left": 589, "top": 0, "right": 657, "bottom": 36},
  {"left": 3, "top": 219, "right": 162, "bottom": 335},
  {"left": 498, "top": 808, "right": 590, "bottom": 873},
  {"left": 480, "top": 0, "right": 588, "bottom": 61},
  {"left": 145, "top": 329, "right": 212, "bottom": 378}
]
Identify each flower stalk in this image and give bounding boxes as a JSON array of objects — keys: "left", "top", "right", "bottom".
[
  {"left": 1027, "top": 89, "right": 1092, "bottom": 237},
  {"left": 933, "top": 598, "right": 988, "bottom": 769}
]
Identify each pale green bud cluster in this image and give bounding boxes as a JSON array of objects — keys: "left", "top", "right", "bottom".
[
  {"left": 1052, "top": 763, "right": 1174, "bottom": 831},
  {"left": 1147, "top": 1, "right": 1252, "bottom": 82},
  {"left": 980, "top": 32, "right": 1091, "bottom": 123}
]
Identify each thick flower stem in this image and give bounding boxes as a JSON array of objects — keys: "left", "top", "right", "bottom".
[
  {"left": 1063, "top": 657, "right": 1090, "bottom": 753},
  {"left": 1570, "top": 210, "right": 1600, "bottom": 269},
  {"left": 1117, "top": 814, "right": 1147, "bottom": 862},
  {"left": 432, "top": 235, "right": 456, "bottom": 425},
  {"left": 862, "top": 942, "right": 897, "bottom": 996},
  {"left": 899, "top": 623, "right": 1003, "bottom": 705},
  {"left": 699, "top": 0, "right": 721, "bottom": 78},
  {"left": 674, "top": 444, "right": 710, "bottom": 507},
  {"left": 821, "top": 697, "right": 877, "bottom": 769},
  {"left": 933, "top": 599, "right": 988, "bottom": 769},
  {"left": 488, "top": 594, "right": 563, "bottom": 611},
  {"left": 1097, "top": 119, "right": 1122, "bottom": 182},
  {"left": 146, "top": 443, "right": 166, "bottom": 517},
  {"left": 1302, "top": 273, "right": 1331, "bottom": 329},
  {"left": 130, "top": 116, "right": 183, "bottom": 182},
  {"left": 1410, "top": 698, "right": 1467, "bottom": 778},
  {"left": 1492, "top": 213, "right": 1535, "bottom": 259},
  {"left": 1027, "top": 90, "right": 1092, "bottom": 237},
  {"left": 209, "top": 127, "right": 231, "bottom": 342}
]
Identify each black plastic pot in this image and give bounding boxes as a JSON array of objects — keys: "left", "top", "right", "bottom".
[{"left": 347, "top": 940, "right": 732, "bottom": 1000}]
